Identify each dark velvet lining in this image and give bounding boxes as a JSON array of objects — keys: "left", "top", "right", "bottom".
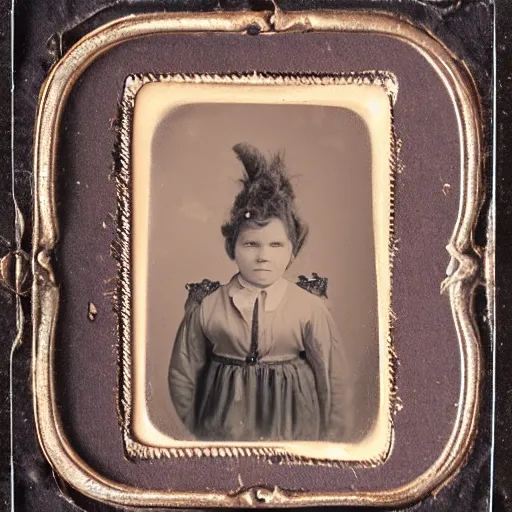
[{"left": 55, "top": 31, "right": 463, "bottom": 493}]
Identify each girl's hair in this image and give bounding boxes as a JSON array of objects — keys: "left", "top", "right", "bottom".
[{"left": 221, "top": 143, "right": 308, "bottom": 260}]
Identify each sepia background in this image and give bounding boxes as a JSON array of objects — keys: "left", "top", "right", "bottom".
[{"left": 144, "top": 102, "right": 379, "bottom": 443}]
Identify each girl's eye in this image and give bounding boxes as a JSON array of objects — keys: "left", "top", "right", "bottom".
[
  {"left": 270, "top": 242, "right": 284, "bottom": 247},
  {"left": 244, "top": 241, "right": 258, "bottom": 247}
]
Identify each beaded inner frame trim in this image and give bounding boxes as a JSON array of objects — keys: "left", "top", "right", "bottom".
[
  {"left": 115, "top": 71, "right": 399, "bottom": 464},
  {"left": 30, "top": 10, "right": 483, "bottom": 509}
]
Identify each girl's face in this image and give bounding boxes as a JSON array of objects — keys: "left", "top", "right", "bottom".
[{"left": 234, "top": 218, "right": 293, "bottom": 289}]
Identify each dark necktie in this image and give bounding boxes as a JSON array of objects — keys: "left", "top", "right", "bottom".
[{"left": 246, "top": 297, "right": 259, "bottom": 363}]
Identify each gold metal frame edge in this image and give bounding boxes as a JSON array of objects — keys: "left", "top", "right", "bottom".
[{"left": 31, "top": 9, "right": 484, "bottom": 508}]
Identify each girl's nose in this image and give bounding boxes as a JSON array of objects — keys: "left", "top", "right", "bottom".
[{"left": 256, "top": 249, "right": 270, "bottom": 262}]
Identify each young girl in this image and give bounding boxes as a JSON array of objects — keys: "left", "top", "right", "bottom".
[{"left": 169, "top": 143, "right": 353, "bottom": 442}]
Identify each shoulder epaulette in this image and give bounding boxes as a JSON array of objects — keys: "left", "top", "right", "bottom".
[
  {"left": 184, "top": 279, "right": 221, "bottom": 313},
  {"left": 296, "top": 273, "right": 328, "bottom": 298}
]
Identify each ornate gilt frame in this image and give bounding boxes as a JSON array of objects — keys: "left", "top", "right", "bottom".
[{"left": 32, "top": 9, "right": 482, "bottom": 508}]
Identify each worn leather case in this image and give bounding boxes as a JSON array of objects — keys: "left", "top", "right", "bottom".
[{"left": 1, "top": 0, "right": 500, "bottom": 510}]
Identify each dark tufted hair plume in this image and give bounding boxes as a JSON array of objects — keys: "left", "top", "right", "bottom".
[{"left": 221, "top": 143, "right": 308, "bottom": 260}]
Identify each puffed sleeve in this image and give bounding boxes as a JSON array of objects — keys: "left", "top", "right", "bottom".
[
  {"left": 168, "top": 304, "right": 210, "bottom": 431},
  {"left": 302, "top": 301, "right": 354, "bottom": 441}
]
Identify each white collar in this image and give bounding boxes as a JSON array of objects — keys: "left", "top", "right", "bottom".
[{"left": 228, "top": 274, "right": 288, "bottom": 312}]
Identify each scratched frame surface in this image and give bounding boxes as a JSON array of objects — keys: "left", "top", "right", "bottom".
[{"left": 31, "top": 9, "right": 483, "bottom": 508}]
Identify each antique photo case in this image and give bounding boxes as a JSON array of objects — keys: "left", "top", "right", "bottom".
[{"left": 31, "top": 9, "right": 484, "bottom": 509}]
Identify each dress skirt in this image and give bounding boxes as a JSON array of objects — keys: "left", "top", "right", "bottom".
[{"left": 193, "top": 354, "right": 321, "bottom": 441}]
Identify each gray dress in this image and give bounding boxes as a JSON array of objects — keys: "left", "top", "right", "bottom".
[{"left": 169, "top": 274, "right": 353, "bottom": 442}]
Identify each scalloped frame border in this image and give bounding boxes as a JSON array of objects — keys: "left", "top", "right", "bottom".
[
  {"left": 31, "top": 9, "right": 483, "bottom": 508},
  {"left": 116, "top": 70, "right": 399, "bottom": 466}
]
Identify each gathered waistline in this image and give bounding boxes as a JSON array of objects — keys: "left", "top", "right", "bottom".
[{"left": 211, "top": 352, "right": 307, "bottom": 366}]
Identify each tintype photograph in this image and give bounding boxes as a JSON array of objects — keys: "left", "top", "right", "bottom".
[{"left": 121, "top": 73, "right": 396, "bottom": 462}]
